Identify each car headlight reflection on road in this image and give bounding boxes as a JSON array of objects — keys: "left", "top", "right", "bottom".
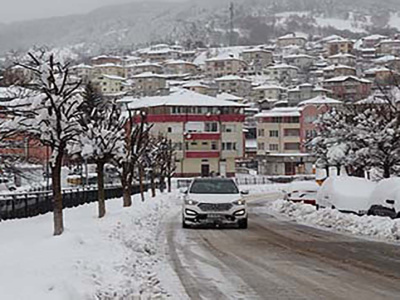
[
  {"left": 233, "top": 199, "right": 246, "bottom": 206},
  {"left": 184, "top": 199, "right": 199, "bottom": 205}
]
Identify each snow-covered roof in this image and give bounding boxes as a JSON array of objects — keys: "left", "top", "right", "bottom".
[
  {"left": 278, "top": 33, "right": 307, "bottom": 40},
  {"left": 216, "top": 92, "right": 243, "bottom": 102},
  {"left": 135, "top": 62, "right": 162, "bottom": 68},
  {"left": 374, "top": 55, "right": 399, "bottom": 64},
  {"left": 71, "top": 64, "right": 93, "bottom": 69},
  {"left": 206, "top": 55, "right": 244, "bottom": 62},
  {"left": 298, "top": 95, "right": 342, "bottom": 107},
  {"left": 322, "top": 64, "right": 355, "bottom": 71},
  {"left": 284, "top": 54, "right": 315, "bottom": 59},
  {"left": 328, "top": 53, "right": 356, "bottom": 59},
  {"left": 241, "top": 47, "right": 272, "bottom": 54},
  {"left": 253, "top": 84, "right": 287, "bottom": 91},
  {"left": 215, "top": 75, "right": 251, "bottom": 82},
  {"left": 255, "top": 107, "right": 302, "bottom": 118},
  {"left": 94, "top": 63, "right": 124, "bottom": 68},
  {"left": 363, "top": 34, "right": 387, "bottom": 41},
  {"left": 102, "top": 74, "right": 126, "bottom": 81},
  {"left": 364, "top": 67, "right": 392, "bottom": 74},
  {"left": 164, "top": 60, "right": 197, "bottom": 66},
  {"left": 124, "top": 89, "right": 246, "bottom": 110},
  {"left": 132, "top": 72, "right": 165, "bottom": 79},
  {"left": 266, "top": 63, "right": 299, "bottom": 70},
  {"left": 182, "top": 81, "right": 209, "bottom": 88},
  {"left": 323, "top": 76, "right": 371, "bottom": 84}
]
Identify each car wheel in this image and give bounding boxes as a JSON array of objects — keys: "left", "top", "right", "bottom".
[
  {"left": 182, "top": 218, "right": 190, "bottom": 229},
  {"left": 316, "top": 204, "right": 320, "bottom": 210},
  {"left": 238, "top": 218, "right": 248, "bottom": 229},
  {"left": 396, "top": 212, "right": 400, "bottom": 219}
]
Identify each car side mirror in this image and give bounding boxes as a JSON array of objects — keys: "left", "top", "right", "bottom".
[
  {"left": 241, "top": 190, "right": 249, "bottom": 195},
  {"left": 180, "top": 188, "right": 188, "bottom": 195},
  {"left": 386, "top": 199, "right": 395, "bottom": 205}
]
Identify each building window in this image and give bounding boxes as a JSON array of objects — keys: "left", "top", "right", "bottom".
[
  {"left": 258, "top": 143, "right": 265, "bottom": 150},
  {"left": 269, "top": 130, "right": 279, "bottom": 137},
  {"left": 258, "top": 129, "right": 265, "bottom": 137},
  {"left": 211, "top": 141, "right": 218, "bottom": 150},
  {"left": 205, "top": 122, "right": 218, "bottom": 132},
  {"left": 222, "top": 142, "right": 237, "bottom": 151},
  {"left": 269, "top": 144, "right": 278, "bottom": 151},
  {"left": 284, "top": 143, "right": 300, "bottom": 151},
  {"left": 167, "top": 127, "right": 172, "bottom": 133},
  {"left": 284, "top": 129, "right": 300, "bottom": 137}
]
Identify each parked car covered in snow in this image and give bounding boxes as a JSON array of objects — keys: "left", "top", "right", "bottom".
[
  {"left": 283, "top": 181, "right": 319, "bottom": 205},
  {"left": 368, "top": 178, "right": 400, "bottom": 218},
  {"left": 316, "top": 176, "right": 376, "bottom": 214},
  {"left": 182, "top": 178, "right": 248, "bottom": 229}
]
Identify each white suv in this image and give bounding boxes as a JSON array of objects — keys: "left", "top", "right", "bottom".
[{"left": 182, "top": 178, "right": 248, "bottom": 229}]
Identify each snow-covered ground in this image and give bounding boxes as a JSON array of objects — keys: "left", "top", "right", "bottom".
[
  {"left": 0, "top": 190, "right": 184, "bottom": 300},
  {"left": 260, "top": 199, "right": 400, "bottom": 243}
]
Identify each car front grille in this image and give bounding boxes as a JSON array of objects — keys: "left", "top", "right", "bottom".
[{"left": 198, "top": 203, "right": 233, "bottom": 212}]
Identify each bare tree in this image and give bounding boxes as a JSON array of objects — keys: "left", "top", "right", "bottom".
[{"left": 0, "top": 52, "right": 83, "bottom": 236}]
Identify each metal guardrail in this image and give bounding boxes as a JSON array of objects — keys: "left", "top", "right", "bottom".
[{"left": 0, "top": 184, "right": 147, "bottom": 221}]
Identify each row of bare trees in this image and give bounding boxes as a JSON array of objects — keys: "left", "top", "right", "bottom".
[{"left": 0, "top": 52, "right": 175, "bottom": 236}]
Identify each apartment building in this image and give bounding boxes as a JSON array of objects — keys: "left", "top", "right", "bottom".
[
  {"left": 252, "top": 84, "right": 287, "bottom": 101},
  {"left": 287, "top": 84, "right": 332, "bottom": 106},
  {"left": 240, "top": 48, "right": 274, "bottom": 75},
  {"left": 92, "top": 74, "right": 126, "bottom": 95},
  {"left": 215, "top": 75, "right": 252, "bottom": 98},
  {"left": 126, "top": 89, "right": 246, "bottom": 177},
  {"left": 91, "top": 55, "right": 123, "bottom": 66},
  {"left": 327, "top": 53, "right": 357, "bottom": 67},
  {"left": 163, "top": 60, "right": 199, "bottom": 75},
  {"left": 376, "top": 39, "right": 400, "bottom": 56},
  {"left": 364, "top": 67, "right": 399, "bottom": 86},
  {"left": 323, "top": 76, "right": 372, "bottom": 101},
  {"left": 283, "top": 54, "right": 316, "bottom": 70},
  {"left": 277, "top": 33, "right": 307, "bottom": 48},
  {"left": 255, "top": 99, "right": 340, "bottom": 176},
  {"left": 182, "top": 81, "right": 217, "bottom": 97},
  {"left": 93, "top": 64, "right": 126, "bottom": 78},
  {"left": 264, "top": 64, "right": 299, "bottom": 84},
  {"left": 322, "top": 64, "right": 357, "bottom": 79},
  {"left": 131, "top": 72, "right": 167, "bottom": 97},
  {"left": 326, "top": 39, "right": 354, "bottom": 56},
  {"left": 205, "top": 56, "right": 248, "bottom": 78}
]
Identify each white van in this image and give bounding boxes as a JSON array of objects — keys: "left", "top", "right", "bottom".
[{"left": 316, "top": 176, "right": 376, "bottom": 214}]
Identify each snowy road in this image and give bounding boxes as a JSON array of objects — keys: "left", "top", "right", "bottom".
[{"left": 166, "top": 193, "right": 400, "bottom": 300}]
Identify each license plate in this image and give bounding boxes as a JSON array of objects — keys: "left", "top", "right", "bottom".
[{"left": 207, "top": 214, "right": 222, "bottom": 219}]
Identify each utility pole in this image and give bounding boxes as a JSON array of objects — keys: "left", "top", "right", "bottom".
[{"left": 229, "top": 2, "right": 234, "bottom": 46}]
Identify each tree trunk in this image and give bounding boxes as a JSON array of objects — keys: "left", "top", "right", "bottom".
[
  {"left": 160, "top": 175, "right": 165, "bottom": 193},
  {"left": 151, "top": 171, "right": 156, "bottom": 198},
  {"left": 122, "top": 164, "right": 132, "bottom": 207},
  {"left": 139, "top": 166, "right": 145, "bottom": 202},
  {"left": 383, "top": 164, "right": 391, "bottom": 179},
  {"left": 97, "top": 161, "right": 106, "bottom": 218},
  {"left": 167, "top": 174, "right": 172, "bottom": 193},
  {"left": 52, "top": 153, "right": 64, "bottom": 236}
]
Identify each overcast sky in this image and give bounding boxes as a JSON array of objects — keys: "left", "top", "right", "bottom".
[{"left": 0, "top": 0, "right": 186, "bottom": 23}]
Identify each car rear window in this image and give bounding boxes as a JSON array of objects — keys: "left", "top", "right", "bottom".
[{"left": 190, "top": 179, "right": 239, "bottom": 194}]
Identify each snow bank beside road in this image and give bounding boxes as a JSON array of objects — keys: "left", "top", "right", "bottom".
[
  {"left": 263, "top": 200, "right": 400, "bottom": 242},
  {"left": 0, "top": 191, "right": 180, "bottom": 300}
]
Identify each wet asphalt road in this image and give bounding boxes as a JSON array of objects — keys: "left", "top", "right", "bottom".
[{"left": 166, "top": 193, "right": 400, "bottom": 300}]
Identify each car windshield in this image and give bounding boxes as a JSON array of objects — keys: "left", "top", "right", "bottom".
[{"left": 189, "top": 179, "right": 239, "bottom": 194}]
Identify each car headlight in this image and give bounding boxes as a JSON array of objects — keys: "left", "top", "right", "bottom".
[
  {"left": 184, "top": 199, "right": 199, "bottom": 205},
  {"left": 233, "top": 199, "right": 246, "bottom": 206}
]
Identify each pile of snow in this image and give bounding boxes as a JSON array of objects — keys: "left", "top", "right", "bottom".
[
  {"left": 0, "top": 191, "right": 180, "bottom": 300},
  {"left": 263, "top": 199, "right": 400, "bottom": 242}
]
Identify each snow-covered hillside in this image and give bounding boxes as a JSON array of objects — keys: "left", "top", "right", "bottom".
[{"left": 1, "top": 0, "right": 400, "bottom": 55}]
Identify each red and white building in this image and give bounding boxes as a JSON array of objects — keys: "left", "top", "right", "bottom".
[{"left": 123, "top": 89, "right": 246, "bottom": 177}]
